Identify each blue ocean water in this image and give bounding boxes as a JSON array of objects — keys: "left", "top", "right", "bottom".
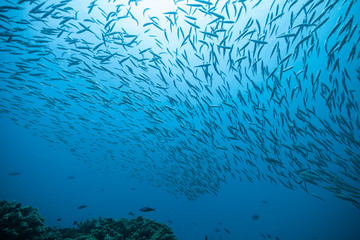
[{"left": 1, "top": 0, "right": 360, "bottom": 239}]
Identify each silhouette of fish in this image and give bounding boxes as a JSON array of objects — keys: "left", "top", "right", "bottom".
[
  {"left": 77, "top": 205, "right": 88, "bottom": 210},
  {"left": 139, "top": 207, "right": 155, "bottom": 212}
]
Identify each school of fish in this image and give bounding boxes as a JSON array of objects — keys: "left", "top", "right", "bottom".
[{"left": 0, "top": 0, "right": 359, "bottom": 208}]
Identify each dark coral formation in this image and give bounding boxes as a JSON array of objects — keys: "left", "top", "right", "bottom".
[
  {"left": 0, "top": 200, "right": 48, "bottom": 240},
  {"left": 57, "top": 216, "right": 177, "bottom": 240},
  {"left": 0, "top": 200, "right": 177, "bottom": 240}
]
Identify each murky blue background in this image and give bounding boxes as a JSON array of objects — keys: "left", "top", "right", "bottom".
[{"left": 1, "top": 0, "right": 360, "bottom": 239}]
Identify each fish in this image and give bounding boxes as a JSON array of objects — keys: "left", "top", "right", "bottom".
[
  {"left": 77, "top": 205, "right": 88, "bottom": 210},
  {"left": 139, "top": 207, "right": 155, "bottom": 212},
  {"left": 0, "top": 0, "right": 359, "bottom": 209}
]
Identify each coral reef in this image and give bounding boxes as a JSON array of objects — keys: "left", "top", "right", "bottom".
[
  {"left": 58, "top": 216, "right": 177, "bottom": 240},
  {"left": 0, "top": 200, "right": 177, "bottom": 240},
  {"left": 0, "top": 200, "right": 48, "bottom": 240}
]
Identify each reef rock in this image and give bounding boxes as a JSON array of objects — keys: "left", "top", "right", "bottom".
[{"left": 0, "top": 200, "right": 177, "bottom": 240}]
